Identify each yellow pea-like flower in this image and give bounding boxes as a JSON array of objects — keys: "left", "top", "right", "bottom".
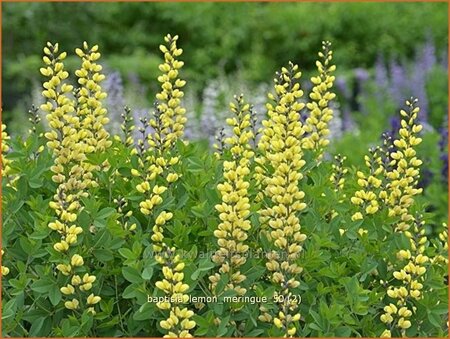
[
  {"left": 86, "top": 293, "right": 101, "bottom": 305},
  {"left": 60, "top": 284, "right": 75, "bottom": 295},
  {"left": 2, "top": 266, "right": 10, "bottom": 276},
  {"left": 380, "top": 329, "right": 392, "bottom": 338},
  {"left": 64, "top": 299, "right": 79, "bottom": 310},
  {"left": 71, "top": 275, "right": 82, "bottom": 286},
  {"left": 398, "top": 317, "right": 412, "bottom": 329},
  {"left": 71, "top": 254, "right": 84, "bottom": 267},
  {"left": 54, "top": 241, "right": 69, "bottom": 252},
  {"left": 82, "top": 273, "right": 96, "bottom": 284},
  {"left": 274, "top": 318, "right": 283, "bottom": 328}
]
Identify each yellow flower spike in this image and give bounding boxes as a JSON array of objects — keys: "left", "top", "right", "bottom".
[
  {"left": 133, "top": 35, "right": 194, "bottom": 338},
  {"left": 302, "top": 41, "right": 336, "bottom": 157},
  {"left": 41, "top": 42, "right": 100, "bottom": 313},
  {"left": 350, "top": 147, "right": 384, "bottom": 222},
  {"left": 382, "top": 192, "right": 428, "bottom": 334},
  {"left": 210, "top": 94, "right": 254, "bottom": 297},
  {"left": 385, "top": 99, "right": 423, "bottom": 230},
  {"left": 74, "top": 41, "right": 111, "bottom": 154},
  {"left": 129, "top": 39, "right": 195, "bottom": 337},
  {"left": 330, "top": 154, "right": 347, "bottom": 193},
  {"left": 256, "top": 61, "right": 306, "bottom": 336},
  {"left": 147, "top": 34, "right": 187, "bottom": 154}
]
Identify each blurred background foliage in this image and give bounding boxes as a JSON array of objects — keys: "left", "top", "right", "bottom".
[{"left": 2, "top": 2, "right": 448, "bottom": 124}]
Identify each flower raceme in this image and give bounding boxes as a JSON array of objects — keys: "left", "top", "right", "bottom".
[
  {"left": 148, "top": 34, "right": 187, "bottom": 152},
  {"left": 40, "top": 42, "right": 102, "bottom": 314},
  {"left": 349, "top": 99, "right": 427, "bottom": 337},
  {"left": 330, "top": 154, "right": 347, "bottom": 192},
  {"left": 120, "top": 106, "right": 136, "bottom": 148},
  {"left": 350, "top": 147, "right": 384, "bottom": 221},
  {"left": 75, "top": 41, "right": 112, "bottom": 188},
  {"left": 256, "top": 62, "right": 307, "bottom": 337},
  {"left": 210, "top": 94, "right": 254, "bottom": 297},
  {"left": 328, "top": 154, "right": 348, "bottom": 220},
  {"left": 351, "top": 99, "right": 423, "bottom": 226},
  {"left": 302, "top": 40, "right": 336, "bottom": 156},
  {"left": 384, "top": 99, "right": 423, "bottom": 232},
  {"left": 132, "top": 34, "right": 195, "bottom": 338},
  {"left": 381, "top": 216, "right": 429, "bottom": 338},
  {"left": 75, "top": 41, "right": 111, "bottom": 153}
]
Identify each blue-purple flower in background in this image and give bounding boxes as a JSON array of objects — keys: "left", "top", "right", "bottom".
[{"left": 438, "top": 116, "right": 448, "bottom": 184}]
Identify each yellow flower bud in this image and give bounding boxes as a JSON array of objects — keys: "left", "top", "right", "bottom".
[{"left": 274, "top": 317, "right": 283, "bottom": 328}]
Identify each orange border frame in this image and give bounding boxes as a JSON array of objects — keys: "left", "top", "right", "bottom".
[{"left": 0, "top": 1, "right": 448, "bottom": 338}]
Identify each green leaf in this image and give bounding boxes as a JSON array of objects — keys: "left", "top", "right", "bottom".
[
  {"left": 2, "top": 298, "right": 18, "bottom": 320},
  {"left": 29, "top": 316, "right": 46, "bottom": 336},
  {"left": 29, "top": 176, "right": 43, "bottom": 188},
  {"left": 118, "top": 248, "right": 135, "bottom": 260},
  {"left": 122, "top": 266, "right": 143, "bottom": 284},
  {"left": 191, "top": 201, "right": 208, "bottom": 218},
  {"left": 133, "top": 302, "right": 156, "bottom": 321},
  {"left": 335, "top": 326, "right": 352, "bottom": 337},
  {"left": 432, "top": 303, "right": 449, "bottom": 315},
  {"left": 122, "top": 284, "right": 139, "bottom": 299},
  {"left": 48, "top": 287, "right": 62, "bottom": 306},
  {"left": 93, "top": 249, "right": 114, "bottom": 262},
  {"left": 141, "top": 267, "right": 154, "bottom": 280},
  {"left": 31, "top": 279, "right": 53, "bottom": 294},
  {"left": 428, "top": 311, "right": 444, "bottom": 328},
  {"left": 309, "top": 323, "right": 322, "bottom": 331},
  {"left": 96, "top": 207, "right": 116, "bottom": 220}
]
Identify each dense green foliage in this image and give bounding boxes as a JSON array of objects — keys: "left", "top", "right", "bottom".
[{"left": 2, "top": 126, "right": 448, "bottom": 337}]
